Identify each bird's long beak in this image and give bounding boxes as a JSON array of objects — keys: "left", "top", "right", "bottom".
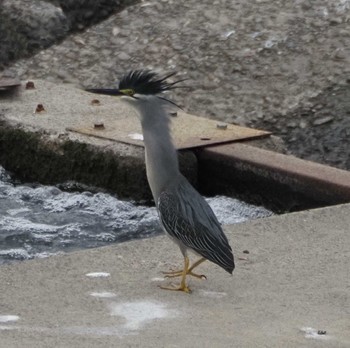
[{"left": 85, "top": 88, "right": 124, "bottom": 96}]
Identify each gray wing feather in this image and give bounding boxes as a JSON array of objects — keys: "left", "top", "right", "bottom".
[{"left": 158, "top": 177, "right": 235, "bottom": 273}]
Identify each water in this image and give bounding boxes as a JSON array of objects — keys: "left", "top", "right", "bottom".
[{"left": 0, "top": 166, "right": 273, "bottom": 264}]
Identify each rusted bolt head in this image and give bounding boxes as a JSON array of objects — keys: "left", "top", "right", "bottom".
[
  {"left": 26, "top": 81, "right": 35, "bottom": 89},
  {"left": 35, "top": 104, "right": 45, "bottom": 113},
  {"left": 91, "top": 99, "right": 100, "bottom": 105},
  {"left": 94, "top": 122, "right": 105, "bottom": 129}
]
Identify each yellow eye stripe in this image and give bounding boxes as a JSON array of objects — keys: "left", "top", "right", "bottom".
[{"left": 120, "top": 89, "right": 135, "bottom": 96}]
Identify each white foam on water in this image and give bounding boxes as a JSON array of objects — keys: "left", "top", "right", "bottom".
[
  {"left": 6, "top": 208, "right": 31, "bottom": 216},
  {"left": 207, "top": 196, "right": 272, "bottom": 224},
  {"left": 34, "top": 251, "right": 65, "bottom": 259},
  {"left": 0, "top": 216, "right": 61, "bottom": 233},
  {"left": 0, "top": 249, "right": 30, "bottom": 260},
  {"left": 86, "top": 272, "right": 110, "bottom": 278},
  {"left": 0, "top": 165, "right": 273, "bottom": 264},
  {"left": 0, "top": 315, "right": 20, "bottom": 323}
]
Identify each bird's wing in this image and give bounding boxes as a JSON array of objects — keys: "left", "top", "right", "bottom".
[{"left": 158, "top": 177, "right": 234, "bottom": 273}]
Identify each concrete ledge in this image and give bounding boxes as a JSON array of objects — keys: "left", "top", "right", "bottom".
[
  {"left": 0, "top": 80, "right": 198, "bottom": 201},
  {"left": 0, "top": 203, "right": 349, "bottom": 347},
  {"left": 1, "top": 79, "right": 349, "bottom": 210},
  {"left": 0, "top": 121, "right": 147, "bottom": 198},
  {"left": 0, "top": 119, "right": 197, "bottom": 201}
]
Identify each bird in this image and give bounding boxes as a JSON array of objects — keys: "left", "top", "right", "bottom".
[{"left": 87, "top": 70, "right": 235, "bottom": 293}]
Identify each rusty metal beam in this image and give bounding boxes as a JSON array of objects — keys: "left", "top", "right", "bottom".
[{"left": 197, "top": 143, "right": 350, "bottom": 210}]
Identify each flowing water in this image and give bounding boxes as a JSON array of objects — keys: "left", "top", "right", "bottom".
[{"left": 0, "top": 166, "right": 273, "bottom": 264}]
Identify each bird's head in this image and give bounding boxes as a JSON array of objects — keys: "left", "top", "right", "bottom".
[{"left": 86, "top": 70, "right": 185, "bottom": 110}]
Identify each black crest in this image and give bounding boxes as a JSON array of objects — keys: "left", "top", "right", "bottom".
[{"left": 119, "top": 70, "right": 183, "bottom": 95}]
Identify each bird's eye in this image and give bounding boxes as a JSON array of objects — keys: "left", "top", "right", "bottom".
[{"left": 120, "top": 89, "right": 135, "bottom": 96}]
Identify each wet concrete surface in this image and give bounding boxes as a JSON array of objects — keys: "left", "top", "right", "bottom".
[{"left": 0, "top": 203, "right": 349, "bottom": 347}]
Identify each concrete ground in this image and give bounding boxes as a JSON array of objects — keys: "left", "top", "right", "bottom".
[{"left": 0, "top": 203, "right": 349, "bottom": 348}]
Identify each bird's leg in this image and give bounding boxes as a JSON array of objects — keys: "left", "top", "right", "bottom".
[
  {"left": 159, "top": 256, "right": 191, "bottom": 293},
  {"left": 188, "top": 257, "right": 207, "bottom": 278},
  {"left": 162, "top": 257, "right": 207, "bottom": 279}
]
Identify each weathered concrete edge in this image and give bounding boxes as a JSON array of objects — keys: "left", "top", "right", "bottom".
[
  {"left": 0, "top": 117, "right": 197, "bottom": 201},
  {"left": 2, "top": 112, "right": 349, "bottom": 211},
  {"left": 197, "top": 142, "right": 350, "bottom": 211}
]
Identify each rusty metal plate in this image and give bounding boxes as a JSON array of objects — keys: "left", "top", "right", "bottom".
[{"left": 68, "top": 112, "right": 270, "bottom": 150}]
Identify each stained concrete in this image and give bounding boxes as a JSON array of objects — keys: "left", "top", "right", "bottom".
[
  {"left": 0, "top": 203, "right": 349, "bottom": 347},
  {"left": 0, "top": 79, "right": 277, "bottom": 202},
  {"left": 0, "top": 80, "right": 199, "bottom": 200}
]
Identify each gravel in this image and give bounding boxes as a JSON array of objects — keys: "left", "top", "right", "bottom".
[
  {"left": 1, "top": 0, "right": 350, "bottom": 169},
  {"left": 0, "top": 0, "right": 136, "bottom": 66}
]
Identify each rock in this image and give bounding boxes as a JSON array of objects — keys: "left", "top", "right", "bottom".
[
  {"left": 299, "top": 120, "right": 308, "bottom": 129},
  {"left": 287, "top": 121, "right": 297, "bottom": 128},
  {"left": 329, "top": 17, "right": 342, "bottom": 25},
  {"left": 0, "top": 0, "right": 69, "bottom": 66},
  {"left": 333, "top": 50, "right": 347, "bottom": 60},
  {"left": 117, "top": 52, "right": 131, "bottom": 61},
  {"left": 313, "top": 116, "right": 334, "bottom": 126},
  {"left": 0, "top": 0, "right": 136, "bottom": 67}
]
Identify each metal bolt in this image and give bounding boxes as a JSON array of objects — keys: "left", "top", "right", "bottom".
[
  {"left": 94, "top": 122, "right": 105, "bottom": 129},
  {"left": 35, "top": 104, "right": 45, "bottom": 113},
  {"left": 91, "top": 99, "right": 101, "bottom": 105},
  {"left": 26, "top": 81, "right": 35, "bottom": 89}
]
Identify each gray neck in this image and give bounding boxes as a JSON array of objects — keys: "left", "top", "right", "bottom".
[{"left": 139, "top": 99, "right": 179, "bottom": 203}]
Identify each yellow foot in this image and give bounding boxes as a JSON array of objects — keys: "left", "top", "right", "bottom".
[
  {"left": 158, "top": 283, "right": 192, "bottom": 294},
  {"left": 162, "top": 269, "right": 206, "bottom": 280},
  {"left": 159, "top": 256, "right": 197, "bottom": 293},
  {"left": 162, "top": 257, "right": 207, "bottom": 280}
]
